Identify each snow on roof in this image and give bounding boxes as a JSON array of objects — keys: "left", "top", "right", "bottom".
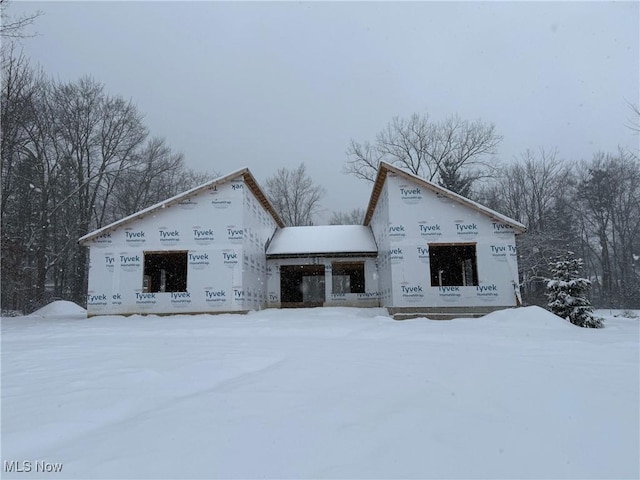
[
  {"left": 266, "top": 225, "right": 378, "bottom": 257},
  {"left": 363, "top": 162, "right": 527, "bottom": 233},
  {"left": 79, "top": 167, "right": 284, "bottom": 244}
]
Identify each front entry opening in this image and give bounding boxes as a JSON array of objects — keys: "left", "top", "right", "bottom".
[{"left": 280, "top": 264, "right": 325, "bottom": 307}]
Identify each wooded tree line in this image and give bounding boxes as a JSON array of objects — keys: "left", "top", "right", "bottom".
[
  {"left": 1, "top": 47, "right": 212, "bottom": 312},
  {"left": 478, "top": 148, "right": 640, "bottom": 307}
]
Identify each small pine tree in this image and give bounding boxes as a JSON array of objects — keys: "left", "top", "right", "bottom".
[
  {"left": 437, "top": 159, "right": 474, "bottom": 198},
  {"left": 545, "top": 252, "right": 604, "bottom": 328}
]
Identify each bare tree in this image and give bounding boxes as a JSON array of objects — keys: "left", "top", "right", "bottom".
[
  {"left": 345, "top": 112, "right": 501, "bottom": 194},
  {"left": 265, "top": 163, "right": 325, "bottom": 226},
  {"left": 480, "top": 146, "right": 640, "bottom": 308},
  {"left": 0, "top": 46, "right": 205, "bottom": 312},
  {"left": 626, "top": 100, "right": 640, "bottom": 134},
  {"left": 485, "top": 148, "right": 569, "bottom": 232},
  {"left": 107, "top": 136, "right": 216, "bottom": 222},
  {"left": 575, "top": 150, "right": 640, "bottom": 307},
  {"left": 0, "top": 0, "right": 40, "bottom": 38},
  {"left": 1, "top": 43, "right": 37, "bottom": 221},
  {"left": 50, "top": 76, "right": 148, "bottom": 302},
  {"left": 329, "top": 208, "right": 364, "bottom": 225},
  {"left": 0, "top": 46, "right": 52, "bottom": 311}
]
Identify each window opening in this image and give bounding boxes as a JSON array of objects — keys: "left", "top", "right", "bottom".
[
  {"left": 143, "top": 251, "right": 188, "bottom": 293},
  {"left": 429, "top": 245, "right": 478, "bottom": 287},
  {"left": 280, "top": 264, "right": 325, "bottom": 305},
  {"left": 332, "top": 262, "right": 365, "bottom": 294}
]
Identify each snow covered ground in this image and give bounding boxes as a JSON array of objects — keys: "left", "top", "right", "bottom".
[{"left": 2, "top": 304, "right": 638, "bottom": 479}]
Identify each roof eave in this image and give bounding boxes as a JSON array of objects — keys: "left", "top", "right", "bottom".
[
  {"left": 241, "top": 171, "right": 285, "bottom": 229},
  {"left": 363, "top": 167, "right": 388, "bottom": 226}
]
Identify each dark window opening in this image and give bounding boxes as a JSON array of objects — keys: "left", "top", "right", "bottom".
[
  {"left": 332, "top": 262, "right": 365, "bottom": 294},
  {"left": 143, "top": 252, "right": 187, "bottom": 293},
  {"left": 429, "top": 245, "right": 478, "bottom": 287},
  {"left": 280, "top": 264, "right": 325, "bottom": 306}
]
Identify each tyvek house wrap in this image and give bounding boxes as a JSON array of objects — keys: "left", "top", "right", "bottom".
[
  {"left": 241, "top": 182, "right": 280, "bottom": 311},
  {"left": 83, "top": 177, "right": 277, "bottom": 316},
  {"left": 378, "top": 172, "right": 521, "bottom": 308}
]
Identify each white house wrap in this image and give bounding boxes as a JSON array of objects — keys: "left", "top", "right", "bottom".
[
  {"left": 364, "top": 164, "right": 524, "bottom": 315},
  {"left": 79, "top": 163, "right": 526, "bottom": 317},
  {"left": 79, "top": 168, "right": 283, "bottom": 316}
]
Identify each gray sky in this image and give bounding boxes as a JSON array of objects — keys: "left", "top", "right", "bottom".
[{"left": 10, "top": 1, "right": 640, "bottom": 223}]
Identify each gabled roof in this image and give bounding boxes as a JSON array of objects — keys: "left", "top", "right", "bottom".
[
  {"left": 79, "top": 167, "right": 285, "bottom": 245},
  {"left": 363, "top": 162, "right": 527, "bottom": 233},
  {"left": 266, "top": 225, "right": 378, "bottom": 258}
]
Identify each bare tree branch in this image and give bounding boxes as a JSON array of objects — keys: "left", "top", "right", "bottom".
[
  {"left": 0, "top": 0, "right": 41, "bottom": 39},
  {"left": 265, "top": 163, "right": 325, "bottom": 226},
  {"left": 625, "top": 99, "right": 640, "bottom": 134},
  {"left": 329, "top": 208, "right": 364, "bottom": 225},
  {"left": 345, "top": 112, "right": 502, "bottom": 196}
]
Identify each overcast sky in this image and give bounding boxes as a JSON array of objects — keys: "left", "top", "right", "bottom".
[{"left": 9, "top": 1, "right": 640, "bottom": 223}]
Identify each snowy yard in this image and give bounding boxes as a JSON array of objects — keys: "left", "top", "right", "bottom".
[{"left": 1, "top": 304, "right": 638, "bottom": 479}]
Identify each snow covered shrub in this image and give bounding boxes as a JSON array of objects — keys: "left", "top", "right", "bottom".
[{"left": 545, "top": 252, "right": 604, "bottom": 328}]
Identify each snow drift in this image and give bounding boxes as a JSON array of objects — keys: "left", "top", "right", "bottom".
[{"left": 28, "top": 300, "right": 87, "bottom": 318}]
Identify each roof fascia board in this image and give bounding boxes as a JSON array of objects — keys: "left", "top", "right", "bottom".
[
  {"left": 363, "top": 166, "right": 388, "bottom": 226},
  {"left": 241, "top": 171, "right": 285, "bottom": 229}
]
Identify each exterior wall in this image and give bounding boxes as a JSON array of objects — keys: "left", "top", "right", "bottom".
[
  {"left": 368, "top": 181, "right": 393, "bottom": 307},
  {"left": 266, "top": 257, "right": 379, "bottom": 307},
  {"left": 241, "top": 183, "right": 278, "bottom": 311},
  {"left": 85, "top": 178, "right": 267, "bottom": 316},
  {"left": 383, "top": 173, "right": 520, "bottom": 308}
]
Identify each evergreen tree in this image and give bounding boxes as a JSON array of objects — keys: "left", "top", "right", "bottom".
[
  {"left": 545, "top": 252, "right": 603, "bottom": 328},
  {"left": 437, "top": 159, "right": 474, "bottom": 198}
]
